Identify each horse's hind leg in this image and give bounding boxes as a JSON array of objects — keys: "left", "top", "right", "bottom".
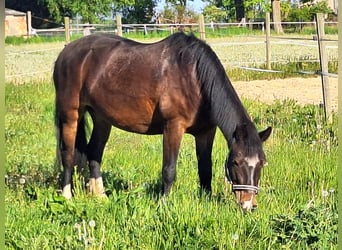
[
  {"left": 59, "top": 110, "right": 79, "bottom": 199},
  {"left": 195, "top": 127, "right": 216, "bottom": 193},
  {"left": 87, "top": 117, "right": 111, "bottom": 197}
]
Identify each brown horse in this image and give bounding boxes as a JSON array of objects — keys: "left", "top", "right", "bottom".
[{"left": 53, "top": 32, "right": 272, "bottom": 210}]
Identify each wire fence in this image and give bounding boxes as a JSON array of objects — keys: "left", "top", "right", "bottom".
[
  {"left": 5, "top": 17, "right": 338, "bottom": 119},
  {"left": 5, "top": 33, "right": 338, "bottom": 81},
  {"left": 6, "top": 18, "right": 338, "bottom": 81}
]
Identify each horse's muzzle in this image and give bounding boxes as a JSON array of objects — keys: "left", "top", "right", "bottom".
[{"left": 235, "top": 190, "right": 258, "bottom": 211}]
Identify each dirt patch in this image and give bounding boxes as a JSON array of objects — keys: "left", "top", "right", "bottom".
[{"left": 233, "top": 77, "right": 338, "bottom": 112}]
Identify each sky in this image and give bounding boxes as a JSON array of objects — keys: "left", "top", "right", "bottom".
[{"left": 156, "top": 0, "right": 207, "bottom": 13}]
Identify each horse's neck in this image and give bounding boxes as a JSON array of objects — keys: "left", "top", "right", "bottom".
[{"left": 211, "top": 86, "right": 251, "bottom": 145}]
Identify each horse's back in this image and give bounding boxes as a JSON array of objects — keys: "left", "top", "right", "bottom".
[{"left": 53, "top": 33, "right": 210, "bottom": 135}]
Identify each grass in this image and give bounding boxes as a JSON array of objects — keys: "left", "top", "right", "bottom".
[
  {"left": 5, "top": 81, "right": 337, "bottom": 249},
  {"left": 5, "top": 35, "right": 338, "bottom": 248}
]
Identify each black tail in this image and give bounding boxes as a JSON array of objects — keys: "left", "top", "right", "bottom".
[
  {"left": 54, "top": 99, "right": 62, "bottom": 179},
  {"left": 54, "top": 105, "right": 89, "bottom": 179}
]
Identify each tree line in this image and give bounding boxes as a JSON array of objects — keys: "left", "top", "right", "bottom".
[{"left": 5, "top": 0, "right": 335, "bottom": 29}]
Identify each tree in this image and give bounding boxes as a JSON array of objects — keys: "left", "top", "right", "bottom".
[
  {"left": 272, "top": 0, "right": 283, "bottom": 33},
  {"left": 165, "top": 0, "right": 195, "bottom": 23},
  {"left": 234, "top": 0, "right": 245, "bottom": 21},
  {"left": 40, "top": 0, "right": 113, "bottom": 24},
  {"left": 113, "top": 0, "right": 157, "bottom": 23},
  {"left": 6, "top": 0, "right": 159, "bottom": 27},
  {"left": 207, "top": 0, "right": 243, "bottom": 22},
  {"left": 203, "top": 5, "right": 226, "bottom": 22}
]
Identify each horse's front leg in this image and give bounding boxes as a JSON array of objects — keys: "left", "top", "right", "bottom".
[
  {"left": 87, "top": 119, "right": 112, "bottom": 197},
  {"left": 195, "top": 127, "right": 217, "bottom": 193},
  {"left": 162, "top": 121, "right": 185, "bottom": 195}
]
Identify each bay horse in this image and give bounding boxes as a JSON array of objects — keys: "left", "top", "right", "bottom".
[{"left": 53, "top": 32, "right": 272, "bottom": 210}]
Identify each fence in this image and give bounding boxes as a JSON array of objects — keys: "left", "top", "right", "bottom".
[{"left": 6, "top": 13, "right": 338, "bottom": 120}]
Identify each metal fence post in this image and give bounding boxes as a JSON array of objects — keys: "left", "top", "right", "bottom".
[
  {"left": 315, "top": 13, "right": 331, "bottom": 122},
  {"left": 265, "top": 13, "right": 271, "bottom": 70}
]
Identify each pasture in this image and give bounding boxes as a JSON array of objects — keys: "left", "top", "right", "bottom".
[{"left": 5, "top": 35, "right": 338, "bottom": 249}]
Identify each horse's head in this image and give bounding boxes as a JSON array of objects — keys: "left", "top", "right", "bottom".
[{"left": 225, "top": 124, "right": 272, "bottom": 211}]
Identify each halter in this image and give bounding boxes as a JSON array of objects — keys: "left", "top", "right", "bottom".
[{"left": 225, "top": 167, "right": 260, "bottom": 193}]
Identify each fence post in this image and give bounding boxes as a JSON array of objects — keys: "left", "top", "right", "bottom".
[
  {"left": 116, "top": 15, "right": 122, "bottom": 36},
  {"left": 315, "top": 13, "right": 331, "bottom": 122},
  {"left": 198, "top": 14, "right": 205, "bottom": 40},
  {"left": 265, "top": 13, "right": 271, "bottom": 70},
  {"left": 64, "top": 17, "right": 70, "bottom": 44},
  {"left": 26, "top": 11, "right": 32, "bottom": 37}
]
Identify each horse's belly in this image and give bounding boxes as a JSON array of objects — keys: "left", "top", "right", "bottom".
[
  {"left": 92, "top": 99, "right": 163, "bottom": 135},
  {"left": 110, "top": 117, "right": 164, "bottom": 135}
]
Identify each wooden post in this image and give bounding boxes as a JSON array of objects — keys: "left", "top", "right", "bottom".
[
  {"left": 265, "top": 13, "right": 271, "bottom": 70},
  {"left": 26, "top": 11, "right": 32, "bottom": 37},
  {"left": 315, "top": 13, "right": 331, "bottom": 122},
  {"left": 116, "top": 15, "right": 122, "bottom": 36},
  {"left": 198, "top": 14, "right": 205, "bottom": 40},
  {"left": 64, "top": 17, "right": 70, "bottom": 44}
]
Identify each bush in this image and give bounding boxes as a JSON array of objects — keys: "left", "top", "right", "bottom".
[
  {"left": 271, "top": 201, "right": 337, "bottom": 247},
  {"left": 286, "top": 1, "right": 334, "bottom": 22}
]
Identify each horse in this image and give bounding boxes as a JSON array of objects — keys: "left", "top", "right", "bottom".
[{"left": 53, "top": 32, "right": 272, "bottom": 210}]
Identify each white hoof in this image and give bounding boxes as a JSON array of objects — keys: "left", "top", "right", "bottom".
[{"left": 62, "top": 184, "right": 73, "bottom": 199}]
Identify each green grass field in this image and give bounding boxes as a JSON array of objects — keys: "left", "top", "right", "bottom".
[
  {"left": 5, "top": 34, "right": 338, "bottom": 249},
  {"left": 5, "top": 79, "right": 337, "bottom": 249}
]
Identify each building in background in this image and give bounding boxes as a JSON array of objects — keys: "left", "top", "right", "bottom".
[{"left": 5, "top": 8, "right": 28, "bottom": 37}]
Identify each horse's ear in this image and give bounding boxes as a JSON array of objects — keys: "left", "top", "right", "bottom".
[{"left": 259, "top": 127, "right": 272, "bottom": 142}]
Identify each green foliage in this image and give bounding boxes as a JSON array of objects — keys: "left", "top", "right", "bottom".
[
  {"left": 5, "top": 35, "right": 65, "bottom": 45},
  {"left": 39, "top": 0, "right": 113, "bottom": 23},
  {"left": 4, "top": 34, "right": 83, "bottom": 45},
  {"left": 113, "top": 0, "right": 158, "bottom": 24},
  {"left": 5, "top": 80, "right": 337, "bottom": 249},
  {"left": 209, "top": 0, "right": 237, "bottom": 21},
  {"left": 262, "top": 99, "right": 337, "bottom": 148},
  {"left": 271, "top": 201, "right": 337, "bottom": 247},
  {"left": 5, "top": 37, "right": 338, "bottom": 248},
  {"left": 203, "top": 5, "right": 227, "bottom": 22},
  {"left": 286, "top": 1, "right": 333, "bottom": 22}
]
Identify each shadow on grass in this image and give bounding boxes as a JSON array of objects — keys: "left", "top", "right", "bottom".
[{"left": 101, "top": 170, "right": 237, "bottom": 205}]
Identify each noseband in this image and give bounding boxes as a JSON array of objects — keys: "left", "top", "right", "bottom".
[{"left": 225, "top": 167, "right": 260, "bottom": 193}]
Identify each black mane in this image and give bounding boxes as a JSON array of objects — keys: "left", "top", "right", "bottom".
[{"left": 165, "top": 32, "right": 253, "bottom": 143}]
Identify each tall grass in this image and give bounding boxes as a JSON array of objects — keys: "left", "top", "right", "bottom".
[{"left": 5, "top": 81, "right": 337, "bottom": 249}]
